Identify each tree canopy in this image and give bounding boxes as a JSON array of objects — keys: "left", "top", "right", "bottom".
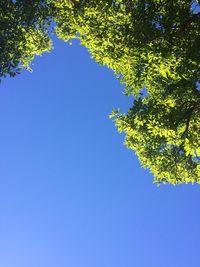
[
  {"left": 0, "top": 0, "right": 52, "bottom": 78},
  {"left": 1, "top": 0, "right": 200, "bottom": 184}
]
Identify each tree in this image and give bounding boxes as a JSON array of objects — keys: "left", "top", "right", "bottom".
[
  {"left": 111, "top": 81, "right": 200, "bottom": 184},
  {"left": 52, "top": 0, "right": 200, "bottom": 184},
  {"left": 0, "top": 0, "right": 52, "bottom": 78},
  {"left": 1, "top": 0, "right": 200, "bottom": 184},
  {"left": 52, "top": 0, "right": 200, "bottom": 95}
]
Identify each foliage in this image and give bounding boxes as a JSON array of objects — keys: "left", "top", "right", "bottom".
[
  {"left": 52, "top": 0, "right": 200, "bottom": 96},
  {"left": 52, "top": 0, "right": 200, "bottom": 184},
  {"left": 111, "top": 81, "right": 200, "bottom": 184},
  {"left": 0, "top": 0, "right": 52, "bottom": 78},
  {"left": 1, "top": 0, "right": 200, "bottom": 184}
]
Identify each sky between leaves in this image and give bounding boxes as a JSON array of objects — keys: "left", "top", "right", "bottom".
[{"left": 0, "top": 37, "right": 200, "bottom": 267}]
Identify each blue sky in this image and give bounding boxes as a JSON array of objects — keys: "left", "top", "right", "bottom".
[{"left": 0, "top": 37, "right": 200, "bottom": 267}]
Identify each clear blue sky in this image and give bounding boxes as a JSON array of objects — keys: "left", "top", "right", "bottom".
[{"left": 0, "top": 37, "right": 200, "bottom": 267}]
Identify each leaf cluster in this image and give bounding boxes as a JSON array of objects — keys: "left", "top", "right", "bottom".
[
  {"left": 52, "top": 0, "right": 200, "bottom": 184},
  {"left": 0, "top": 0, "right": 52, "bottom": 78}
]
